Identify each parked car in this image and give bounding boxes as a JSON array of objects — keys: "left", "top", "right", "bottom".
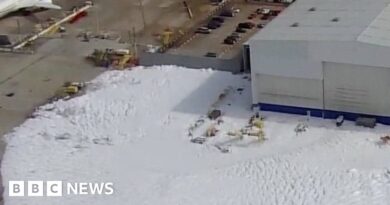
[
  {"left": 232, "top": 8, "right": 240, "bottom": 14},
  {"left": 231, "top": 32, "right": 240, "bottom": 38},
  {"left": 205, "top": 52, "right": 217, "bottom": 57},
  {"left": 257, "top": 23, "right": 265, "bottom": 29},
  {"left": 212, "top": 16, "right": 225, "bottom": 23},
  {"left": 195, "top": 27, "right": 211, "bottom": 34},
  {"left": 220, "top": 7, "right": 239, "bottom": 16},
  {"left": 220, "top": 10, "right": 235, "bottom": 17},
  {"left": 206, "top": 23, "right": 220, "bottom": 30},
  {"left": 227, "top": 35, "right": 239, "bottom": 40},
  {"left": 248, "top": 13, "right": 257, "bottom": 20},
  {"left": 261, "top": 8, "right": 271, "bottom": 14},
  {"left": 261, "top": 14, "right": 269, "bottom": 20},
  {"left": 223, "top": 38, "right": 235, "bottom": 45},
  {"left": 235, "top": 27, "right": 247, "bottom": 33},
  {"left": 238, "top": 22, "right": 255, "bottom": 29},
  {"left": 225, "top": 36, "right": 238, "bottom": 44},
  {"left": 270, "top": 10, "right": 280, "bottom": 16},
  {"left": 255, "top": 8, "right": 262, "bottom": 14},
  {"left": 207, "top": 21, "right": 222, "bottom": 29},
  {"left": 199, "top": 26, "right": 210, "bottom": 31},
  {"left": 210, "top": 0, "right": 224, "bottom": 5}
]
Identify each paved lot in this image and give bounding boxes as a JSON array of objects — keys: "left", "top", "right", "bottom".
[
  {"left": 0, "top": 0, "right": 281, "bottom": 143},
  {"left": 0, "top": 0, "right": 287, "bottom": 138},
  {"left": 0, "top": 37, "right": 129, "bottom": 204},
  {"left": 0, "top": 0, "right": 221, "bottom": 142},
  {"left": 0, "top": 0, "right": 212, "bottom": 46},
  {"left": 0, "top": 1, "right": 287, "bottom": 203},
  {"left": 169, "top": 2, "right": 286, "bottom": 58},
  {"left": 0, "top": 1, "right": 220, "bottom": 204}
]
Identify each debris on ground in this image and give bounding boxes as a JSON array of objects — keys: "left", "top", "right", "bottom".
[
  {"left": 214, "top": 144, "right": 230, "bottom": 153},
  {"left": 188, "top": 117, "right": 206, "bottom": 137},
  {"left": 92, "top": 137, "right": 112, "bottom": 145},
  {"left": 205, "top": 124, "right": 218, "bottom": 137},
  {"left": 295, "top": 122, "right": 308, "bottom": 135},
  {"left": 190, "top": 137, "right": 207, "bottom": 144},
  {"left": 63, "top": 81, "right": 86, "bottom": 95},
  {"left": 5, "top": 92, "right": 14, "bottom": 97},
  {"left": 210, "top": 86, "right": 233, "bottom": 108},
  {"left": 208, "top": 109, "right": 222, "bottom": 120},
  {"left": 336, "top": 115, "right": 344, "bottom": 127},
  {"left": 188, "top": 87, "right": 232, "bottom": 143},
  {"left": 227, "top": 113, "right": 267, "bottom": 142},
  {"left": 380, "top": 136, "right": 390, "bottom": 145},
  {"left": 356, "top": 117, "right": 377, "bottom": 128},
  {"left": 237, "top": 87, "right": 244, "bottom": 95}
]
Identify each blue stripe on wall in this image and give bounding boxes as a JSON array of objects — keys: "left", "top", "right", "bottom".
[{"left": 255, "top": 103, "right": 390, "bottom": 125}]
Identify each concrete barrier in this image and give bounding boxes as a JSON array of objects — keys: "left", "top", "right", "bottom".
[{"left": 139, "top": 51, "right": 243, "bottom": 73}]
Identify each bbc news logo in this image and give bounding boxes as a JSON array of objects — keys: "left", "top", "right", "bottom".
[{"left": 9, "top": 181, "right": 114, "bottom": 197}]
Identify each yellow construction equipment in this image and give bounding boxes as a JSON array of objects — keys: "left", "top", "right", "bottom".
[
  {"left": 46, "top": 25, "right": 60, "bottom": 36},
  {"left": 63, "top": 82, "right": 85, "bottom": 95},
  {"left": 87, "top": 49, "right": 139, "bottom": 69},
  {"left": 64, "top": 85, "right": 79, "bottom": 95},
  {"left": 161, "top": 28, "right": 174, "bottom": 46},
  {"left": 117, "top": 54, "right": 132, "bottom": 70},
  {"left": 252, "top": 119, "right": 264, "bottom": 129}
]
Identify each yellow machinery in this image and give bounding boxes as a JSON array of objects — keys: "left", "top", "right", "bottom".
[
  {"left": 117, "top": 54, "right": 132, "bottom": 70},
  {"left": 47, "top": 25, "right": 60, "bottom": 35},
  {"left": 87, "top": 49, "right": 139, "bottom": 69},
  {"left": 63, "top": 82, "right": 85, "bottom": 95},
  {"left": 64, "top": 85, "right": 79, "bottom": 95},
  {"left": 161, "top": 28, "right": 174, "bottom": 46}
]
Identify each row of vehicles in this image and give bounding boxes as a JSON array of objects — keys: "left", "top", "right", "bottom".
[
  {"left": 223, "top": 7, "right": 281, "bottom": 45},
  {"left": 200, "top": 5, "right": 279, "bottom": 55},
  {"left": 224, "top": 22, "right": 256, "bottom": 45},
  {"left": 195, "top": 16, "right": 225, "bottom": 34},
  {"left": 195, "top": 7, "right": 240, "bottom": 34}
]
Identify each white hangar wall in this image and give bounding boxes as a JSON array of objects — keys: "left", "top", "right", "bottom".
[
  {"left": 323, "top": 62, "right": 390, "bottom": 117},
  {"left": 250, "top": 40, "right": 324, "bottom": 112},
  {"left": 249, "top": 40, "right": 390, "bottom": 122}
]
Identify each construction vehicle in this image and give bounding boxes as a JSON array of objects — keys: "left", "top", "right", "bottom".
[
  {"left": 63, "top": 81, "right": 85, "bottom": 95},
  {"left": 161, "top": 28, "right": 174, "bottom": 46},
  {"left": 87, "top": 49, "right": 139, "bottom": 69},
  {"left": 64, "top": 85, "right": 79, "bottom": 95}
]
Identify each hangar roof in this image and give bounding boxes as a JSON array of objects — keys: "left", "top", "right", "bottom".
[{"left": 250, "top": 0, "right": 390, "bottom": 46}]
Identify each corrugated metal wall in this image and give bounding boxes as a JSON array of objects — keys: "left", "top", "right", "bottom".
[
  {"left": 323, "top": 62, "right": 390, "bottom": 116},
  {"left": 255, "top": 73, "right": 323, "bottom": 109},
  {"left": 249, "top": 39, "right": 390, "bottom": 122}
]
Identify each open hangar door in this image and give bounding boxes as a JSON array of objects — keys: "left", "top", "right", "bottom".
[{"left": 323, "top": 62, "right": 390, "bottom": 118}]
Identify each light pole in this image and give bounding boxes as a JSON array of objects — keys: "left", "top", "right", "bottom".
[
  {"left": 95, "top": 5, "right": 100, "bottom": 34},
  {"left": 137, "top": 0, "right": 146, "bottom": 29}
]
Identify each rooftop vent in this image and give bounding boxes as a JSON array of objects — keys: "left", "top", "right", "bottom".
[
  {"left": 290, "top": 22, "right": 299, "bottom": 27},
  {"left": 308, "top": 7, "right": 316, "bottom": 12},
  {"left": 331, "top": 17, "right": 339, "bottom": 22}
]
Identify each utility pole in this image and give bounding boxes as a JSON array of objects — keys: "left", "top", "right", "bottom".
[
  {"left": 183, "top": 1, "right": 193, "bottom": 19},
  {"left": 132, "top": 27, "right": 137, "bottom": 57},
  {"left": 95, "top": 5, "right": 100, "bottom": 34},
  {"left": 128, "top": 27, "right": 137, "bottom": 56},
  {"left": 16, "top": 18, "right": 21, "bottom": 41},
  {"left": 137, "top": 0, "right": 146, "bottom": 29}
]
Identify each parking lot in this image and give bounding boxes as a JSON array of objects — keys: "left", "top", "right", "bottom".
[
  {"left": 0, "top": 0, "right": 217, "bottom": 47},
  {"left": 168, "top": 1, "right": 286, "bottom": 58}
]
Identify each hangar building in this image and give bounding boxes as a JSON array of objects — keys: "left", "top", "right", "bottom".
[{"left": 247, "top": 0, "right": 390, "bottom": 124}]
